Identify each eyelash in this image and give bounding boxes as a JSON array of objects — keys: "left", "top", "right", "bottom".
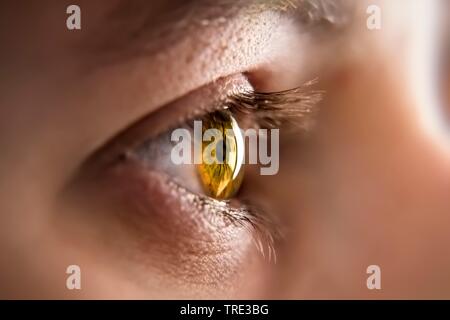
[
  {"left": 166, "top": 174, "right": 282, "bottom": 263},
  {"left": 183, "top": 78, "right": 323, "bottom": 134},
  {"left": 226, "top": 78, "right": 322, "bottom": 131},
  {"left": 130, "top": 78, "right": 322, "bottom": 261},
  {"left": 80, "top": 77, "right": 322, "bottom": 262}
]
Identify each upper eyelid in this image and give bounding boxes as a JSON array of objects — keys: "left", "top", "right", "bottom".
[
  {"left": 79, "top": 74, "right": 253, "bottom": 174},
  {"left": 82, "top": 76, "right": 322, "bottom": 183}
]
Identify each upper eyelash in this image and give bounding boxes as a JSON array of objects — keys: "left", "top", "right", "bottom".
[
  {"left": 184, "top": 78, "right": 323, "bottom": 133},
  {"left": 227, "top": 78, "right": 323, "bottom": 130}
]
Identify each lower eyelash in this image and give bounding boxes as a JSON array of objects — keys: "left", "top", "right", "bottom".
[{"left": 166, "top": 177, "right": 283, "bottom": 264}]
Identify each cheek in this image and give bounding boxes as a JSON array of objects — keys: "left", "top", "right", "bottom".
[
  {"left": 312, "top": 53, "right": 449, "bottom": 220},
  {"left": 273, "top": 54, "right": 450, "bottom": 297}
]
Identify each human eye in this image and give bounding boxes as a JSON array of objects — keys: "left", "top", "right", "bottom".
[
  {"left": 65, "top": 70, "right": 321, "bottom": 291},
  {"left": 117, "top": 75, "right": 320, "bottom": 201},
  {"left": 50, "top": 0, "right": 332, "bottom": 298},
  {"left": 4, "top": 0, "right": 450, "bottom": 301}
]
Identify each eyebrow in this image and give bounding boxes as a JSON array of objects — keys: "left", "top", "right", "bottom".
[{"left": 93, "top": 0, "right": 351, "bottom": 60}]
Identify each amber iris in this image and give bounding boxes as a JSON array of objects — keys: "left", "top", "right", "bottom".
[{"left": 197, "top": 112, "right": 244, "bottom": 200}]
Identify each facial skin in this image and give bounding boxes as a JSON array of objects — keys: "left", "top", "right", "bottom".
[{"left": 0, "top": 0, "right": 448, "bottom": 299}]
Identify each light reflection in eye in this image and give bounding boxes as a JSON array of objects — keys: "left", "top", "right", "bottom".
[{"left": 197, "top": 111, "right": 245, "bottom": 200}]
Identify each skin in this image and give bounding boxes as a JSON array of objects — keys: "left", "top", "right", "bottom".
[{"left": 0, "top": 0, "right": 448, "bottom": 299}]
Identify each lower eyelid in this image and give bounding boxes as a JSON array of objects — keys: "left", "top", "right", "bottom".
[
  {"left": 84, "top": 157, "right": 267, "bottom": 278},
  {"left": 102, "top": 164, "right": 232, "bottom": 233}
]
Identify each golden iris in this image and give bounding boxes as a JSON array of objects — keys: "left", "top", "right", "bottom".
[{"left": 197, "top": 112, "right": 244, "bottom": 200}]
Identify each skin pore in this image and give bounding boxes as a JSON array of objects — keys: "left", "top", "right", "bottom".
[{"left": 0, "top": 0, "right": 449, "bottom": 298}]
